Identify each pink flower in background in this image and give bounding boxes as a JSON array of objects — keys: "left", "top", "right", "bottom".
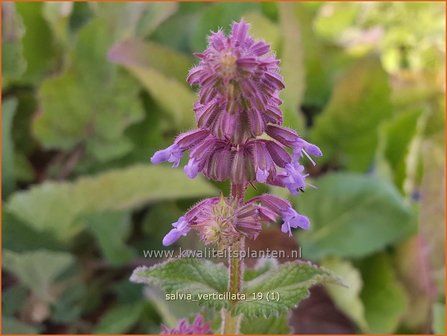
[{"left": 160, "top": 314, "right": 212, "bottom": 335}]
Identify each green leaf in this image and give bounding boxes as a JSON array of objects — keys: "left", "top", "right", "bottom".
[
  {"left": 33, "top": 17, "right": 144, "bottom": 162},
  {"left": 278, "top": 2, "right": 305, "bottom": 131},
  {"left": 94, "top": 303, "right": 145, "bottom": 334},
  {"left": 108, "top": 39, "right": 195, "bottom": 129},
  {"left": 2, "top": 285, "right": 28, "bottom": 317},
  {"left": 242, "top": 11, "right": 279, "bottom": 51},
  {"left": 359, "top": 253, "right": 408, "bottom": 333},
  {"left": 3, "top": 249, "right": 74, "bottom": 302},
  {"left": 321, "top": 258, "right": 368, "bottom": 331},
  {"left": 2, "top": 317, "right": 39, "bottom": 334},
  {"left": 15, "top": 2, "right": 58, "bottom": 84},
  {"left": 234, "top": 261, "right": 343, "bottom": 318},
  {"left": 310, "top": 57, "right": 393, "bottom": 171},
  {"left": 131, "top": 258, "right": 229, "bottom": 309},
  {"left": 298, "top": 173, "right": 415, "bottom": 261},
  {"left": 86, "top": 212, "right": 135, "bottom": 265},
  {"left": 7, "top": 165, "right": 217, "bottom": 240},
  {"left": 2, "top": 99, "right": 18, "bottom": 198},
  {"left": 2, "top": 3, "right": 26, "bottom": 86},
  {"left": 240, "top": 313, "right": 290, "bottom": 334},
  {"left": 376, "top": 109, "right": 422, "bottom": 191},
  {"left": 433, "top": 302, "right": 446, "bottom": 335}
]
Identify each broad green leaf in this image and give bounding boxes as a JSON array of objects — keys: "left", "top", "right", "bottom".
[
  {"left": 360, "top": 253, "right": 408, "bottom": 333},
  {"left": 310, "top": 57, "right": 393, "bottom": 171},
  {"left": 16, "top": 2, "right": 58, "bottom": 84},
  {"left": 2, "top": 99, "right": 18, "bottom": 198},
  {"left": 376, "top": 109, "right": 422, "bottom": 191},
  {"left": 108, "top": 39, "right": 195, "bottom": 129},
  {"left": 322, "top": 258, "right": 367, "bottom": 331},
  {"left": 298, "top": 173, "right": 415, "bottom": 261},
  {"left": 240, "top": 313, "right": 290, "bottom": 334},
  {"left": 7, "top": 165, "right": 217, "bottom": 240},
  {"left": 433, "top": 303, "right": 446, "bottom": 335},
  {"left": 131, "top": 258, "right": 228, "bottom": 309},
  {"left": 278, "top": 2, "right": 305, "bottom": 131},
  {"left": 234, "top": 261, "right": 343, "bottom": 318},
  {"left": 3, "top": 249, "right": 74, "bottom": 302},
  {"left": 86, "top": 212, "right": 135, "bottom": 266},
  {"left": 94, "top": 303, "right": 145, "bottom": 334},
  {"left": 33, "top": 17, "right": 144, "bottom": 162},
  {"left": 2, "top": 3, "right": 26, "bottom": 86},
  {"left": 2, "top": 317, "right": 38, "bottom": 334}
]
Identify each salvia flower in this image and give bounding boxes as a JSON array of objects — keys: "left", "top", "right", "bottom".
[
  {"left": 160, "top": 314, "right": 212, "bottom": 335},
  {"left": 188, "top": 20, "right": 284, "bottom": 144}
]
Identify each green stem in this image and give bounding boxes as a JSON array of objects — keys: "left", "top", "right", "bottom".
[
  {"left": 221, "top": 239, "right": 244, "bottom": 334},
  {"left": 221, "top": 183, "right": 246, "bottom": 334}
]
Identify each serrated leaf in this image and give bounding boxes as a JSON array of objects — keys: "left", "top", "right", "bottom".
[
  {"left": 234, "top": 261, "right": 343, "bottom": 318},
  {"left": 359, "top": 253, "right": 408, "bottom": 333},
  {"left": 131, "top": 259, "right": 228, "bottom": 309},
  {"left": 33, "top": 17, "right": 144, "bottom": 162},
  {"left": 298, "top": 173, "right": 415, "bottom": 261},
  {"left": 322, "top": 258, "right": 368, "bottom": 331},
  {"left": 6, "top": 165, "right": 217, "bottom": 240},
  {"left": 240, "top": 313, "right": 290, "bottom": 334},
  {"left": 3, "top": 249, "right": 74, "bottom": 302},
  {"left": 310, "top": 57, "right": 393, "bottom": 171}
]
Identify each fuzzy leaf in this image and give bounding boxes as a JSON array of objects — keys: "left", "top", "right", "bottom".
[
  {"left": 131, "top": 259, "right": 229, "bottom": 310},
  {"left": 234, "top": 261, "right": 343, "bottom": 318},
  {"left": 240, "top": 313, "right": 290, "bottom": 334},
  {"left": 3, "top": 249, "right": 74, "bottom": 302},
  {"left": 6, "top": 165, "right": 217, "bottom": 240},
  {"left": 298, "top": 173, "right": 416, "bottom": 261}
]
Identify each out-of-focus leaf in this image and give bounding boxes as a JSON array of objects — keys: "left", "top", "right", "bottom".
[
  {"left": 3, "top": 249, "right": 74, "bottom": 302},
  {"left": 360, "top": 253, "right": 408, "bottom": 333},
  {"left": 42, "top": 2, "right": 72, "bottom": 46},
  {"left": 2, "top": 317, "right": 38, "bottom": 334},
  {"left": 234, "top": 261, "right": 344, "bottom": 318},
  {"left": 2, "top": 2, "right": 26, "bottom": 86},
  {"left": 314, "top": 3, "right": 360, "bottom": 41},
  {"left": 33, "top": 17, "right": 144, "bottom": 162},
  {"left": 2, "top": 285, "right": 28, "bottom": 316},
  {"left": 278, "top": 2, "right": 305, "bottom": 131},
  {"left": 52, "top": 283, "right": 86, "bottom": 323},
  {"left": 289, "top": 286, "right": 357, "bottom": 334},
  {"left": 310, "top": 57, "right": 393, "bottom": 171},
  {"left": 86, "top": 212, "right": 135, "bottom": 266},
  {"left": 7, "top": 165, "right": 216, "bottom": 240},
  {"left": 2, "top": 210, "right": 64, "bottom": 252},
  {"left": 240, "top": 314, "right": 290, "bottom": 334},
  {"left": 15, "top": 2, "right": 58, "bottom": 83},
  {"left": 298, "top": 173, "right": 415, "bottom": 261},
  {"left": 433, "top": 303, "right": 446, "bottom": 334},
  {"left": 376, "top": 108, "right": 422, "bottom": 191},
  {"left": 191, "top": 2, "right": 259, "bottom": 51},
  {"left": 395, "top": 236, "right": 437, "bottom": 330},
  {"left": 322, "top": 258, "right": 367, "bottom": 331},
  {"left": 109, "top": 39, "right": 195, "bottom": 129},
  {"left": 242, "top": 11, "right": 279, "bottom": 50},
  {"left": 131, "top": 259, "right": 228, "bottom": 310},
  {"left": 2, "top": 99, "right": 18, "bottom": 198},
  {"left": 134, "top": 2, "right": 178, "bottom": 37},
  {"left": 94, "top": 303, "right": 144, "bottom": 334}
]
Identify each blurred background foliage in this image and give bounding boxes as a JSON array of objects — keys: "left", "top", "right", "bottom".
[{"left": 1, "top": 1, "right": 445, "bottom": 334}]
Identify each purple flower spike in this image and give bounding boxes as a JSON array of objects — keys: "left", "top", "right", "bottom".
[
  {"left": 282, "top": 163, "right": 307, "bottom": 195},
  {"left": 281, "top": 207, "right": 310, "bottom": 236},
  {"left": 160, "top": 314, "right": 212, "bottom": 334},
  {"left": 162, "top": 216, "right": 190, "bottom": 246},
  {"left": 151, "top": 144, "right": 183, "bottom": 167}
]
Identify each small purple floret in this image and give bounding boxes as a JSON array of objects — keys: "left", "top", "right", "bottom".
[
  {"left": 162, "top": 216, "right": 190, "bottom": 246},
  {"left": 150, "top": 144, "right": 183, "bottom": 168}
]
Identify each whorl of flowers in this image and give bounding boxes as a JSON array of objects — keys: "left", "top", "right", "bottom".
[{"left": 151, "top": 20, "right": 321, "bottom": 246}]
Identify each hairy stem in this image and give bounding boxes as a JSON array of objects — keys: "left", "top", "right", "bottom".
[{"left": 221, "top": 183, "right": 246, "bottom": 334}]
